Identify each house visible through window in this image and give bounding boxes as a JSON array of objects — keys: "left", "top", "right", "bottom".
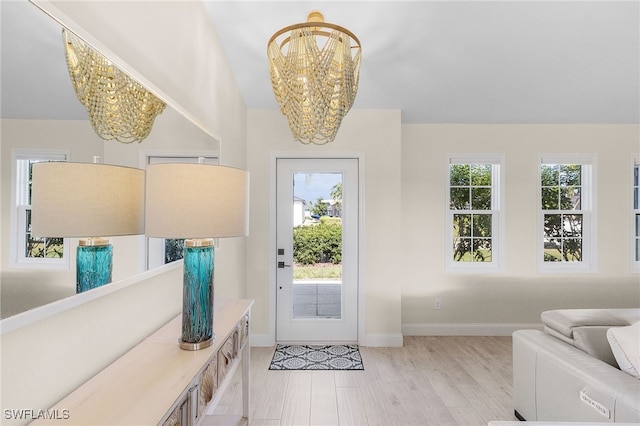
[
  {"left": 13, "top": 150, "right": 69, "bottom": 268},
  {"left": 539, "top": 155, "right": 595, "bottom": 272},
  {"left": 447, "top": 155, "right": 503, "bottom": 271}
]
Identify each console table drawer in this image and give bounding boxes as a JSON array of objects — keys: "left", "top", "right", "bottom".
[
  {"left": 162, "top": 402, "right": 181, "bottom": 426},
  {"left": 217, "top": 330, "right": 237, "bottom": 386},
  {"left": 161, "top": 387, "right": 192, "bottom": 426},
  {"left": 197, "top": 354, "right": 218, "bottom": 418},
  {"left": 239, "top": 314, "right": 250, "bottom": 349}
]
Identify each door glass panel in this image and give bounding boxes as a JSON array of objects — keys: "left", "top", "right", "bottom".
[{"left": 291, "top": 172, "right": 343, "bottom": 319}]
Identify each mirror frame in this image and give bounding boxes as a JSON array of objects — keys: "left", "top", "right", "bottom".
[{"left": 0, "top": 261, "right": 182, "bottom": 334}]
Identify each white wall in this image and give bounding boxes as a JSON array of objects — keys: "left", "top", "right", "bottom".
[
  {"left": 401, "top": 124, "right": 640, "bottom": 335},
  {"left": 245, "top": 120, "right": 639, "bottom": 343},
  {"left": 246, "top": 109, "right": 404, "bottom": 346}
]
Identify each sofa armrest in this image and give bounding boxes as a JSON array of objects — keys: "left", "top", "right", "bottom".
[
  {"left": 513, "top": 329, "right": 640, "bottom": 423},
  {"left": 513, "top": 330, "right": 538, "bottom": 421}
]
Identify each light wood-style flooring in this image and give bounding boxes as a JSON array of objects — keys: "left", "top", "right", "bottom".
[{"left": 204, "top": 336, "right": 518, "bottom": 426}]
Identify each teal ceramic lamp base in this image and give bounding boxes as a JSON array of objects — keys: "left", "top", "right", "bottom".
[
  {"left": 76, "top": 238, "right": 113, "bottom": 293},
  {"left": 180, "top": 238, "right": 215, "bottom": 351}
]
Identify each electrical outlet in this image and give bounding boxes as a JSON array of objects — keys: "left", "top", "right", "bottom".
[{"left": 435, "top": 298, "right": 442, "bottom": 310}]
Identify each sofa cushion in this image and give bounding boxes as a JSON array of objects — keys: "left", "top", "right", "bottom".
[
  {"left": 542, "top": 309, "right": 640, "bottom": 339},
  {"left": 607, "top": 321, "right": 640, "bottom": 379},
  {"left": 542, "top": 309, "right": 640, "bottom": 367},
  {"left": 572, "top": 327, "right": 619, "bottom": 367}
]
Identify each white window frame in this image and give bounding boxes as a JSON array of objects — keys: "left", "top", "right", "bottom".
[
  {"left": 632, "top": 155, "right": 640, "bottom": 273},
  {"left": 538, "top": 154, "right": 597, "bottom": 273},
  {"left": 446, "top": 154, "right": 505, "bottom": 273},
  {"left": 11, "top": 149, "right": 71, "bottom": 269},
  {"left": 139, "top": 150, "right": 220, "bottom": 270}
]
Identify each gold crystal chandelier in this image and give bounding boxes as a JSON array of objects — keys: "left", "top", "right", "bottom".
[
  {"left": 268, "top": 11, "right": 361, "bottom": 145},
  {"left": 62, "top": 30, "right": 166, "bottom": 144}
]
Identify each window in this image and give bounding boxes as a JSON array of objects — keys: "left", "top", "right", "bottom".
[
  {"left": 539, "top": 155, "right": 595, "bottom": 272},
  {"left": 447, "top": 155, "right": 504, "bottom": 271},
  {"left": 633, "top": 157, "right": 640, "bottom": 272},
  {"left": 12, "top": 150, "right": 69, "bottom": 269}
]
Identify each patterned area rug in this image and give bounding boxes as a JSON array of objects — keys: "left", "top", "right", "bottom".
[{"left": 269, "top": 344, "right": 364, "bottom": 370}]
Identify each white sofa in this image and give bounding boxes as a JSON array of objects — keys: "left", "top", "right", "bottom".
[{"left": 512, "top": 309, "right": 640, "bottom": 423}]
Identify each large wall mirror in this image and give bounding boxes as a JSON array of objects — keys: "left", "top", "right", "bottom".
[{"left": 0, "top": 1, "right": 221, "bottom": 320}]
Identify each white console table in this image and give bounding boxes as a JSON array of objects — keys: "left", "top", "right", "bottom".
[{"left": 31, "top": 299, "right": 253, "bottom": 426}]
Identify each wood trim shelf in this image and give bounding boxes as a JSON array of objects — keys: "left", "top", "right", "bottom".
[{"left": 30, "top": 299, "right": 253, "bottom": 426}]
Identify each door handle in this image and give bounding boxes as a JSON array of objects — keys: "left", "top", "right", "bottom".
[{"left": 277, "top": 261, "right": 291, "bottom": 269}]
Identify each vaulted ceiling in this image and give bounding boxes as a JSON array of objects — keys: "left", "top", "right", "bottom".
[{"left": 2, "top": 1, "right": 639, "bottom": 124}]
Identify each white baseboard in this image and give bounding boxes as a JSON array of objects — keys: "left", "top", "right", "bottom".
[
  {"left": 251, "top": 326, "right": 537, "bottom": 347},
  {"left": 402, "top": 322, "right": 543, "bottom": 337}
]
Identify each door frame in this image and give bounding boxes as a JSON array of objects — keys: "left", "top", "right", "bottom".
[{"left": 269, "top": 151, "right": 366, "bottom": 346}]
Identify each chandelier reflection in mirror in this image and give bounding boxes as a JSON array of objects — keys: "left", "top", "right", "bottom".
[
  {"left": 62, "top": 29, "right": 166, "bottom": 143},
  {"left": 268, "top": 11, "right": 361, "bottom": 145}
]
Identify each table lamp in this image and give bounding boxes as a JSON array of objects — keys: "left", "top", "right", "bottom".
[
  {"left": 30, "top": 161, "right": 145, "bottom": 293},
  {"left": 145, "top": 163, "right": 249, "bottom": 350}
]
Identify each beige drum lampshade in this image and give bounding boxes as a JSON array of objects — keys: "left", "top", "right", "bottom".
[
  {"left": 145, "top": 163, "right": 249, "bottom": 239},
  {"left": 30, "top": 162, "right": 145, "bottom": 237}
]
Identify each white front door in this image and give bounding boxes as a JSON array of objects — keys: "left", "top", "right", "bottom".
[{"left": 276, "top": 158, "right": 359, "bottom": 343}]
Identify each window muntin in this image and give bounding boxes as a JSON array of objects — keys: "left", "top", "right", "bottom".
[
  {"left": 447, "top": 156, "right": 503, "bottom": 271},
  {"left": 541, "top": 164, "right": 583, "bottom": 262},
  {"left": 450, "top": 164, "right": 493, "bottom": 262},
  {"left": 538, "top": 156, "right": 595, "bottom": 272},
  {"left": 22, "top": 207, "right": 64, "bottom": 259}
]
